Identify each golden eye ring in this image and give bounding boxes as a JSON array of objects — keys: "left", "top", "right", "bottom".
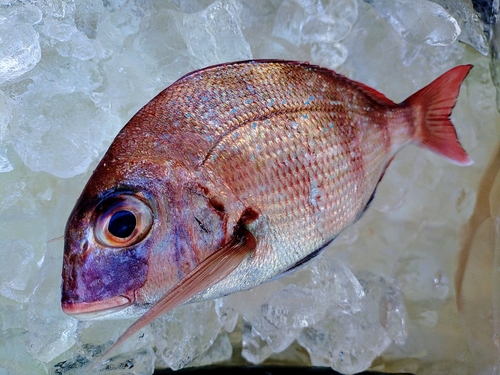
[{"left": 94, "top": 195, "right": 153, "bottom": 248}]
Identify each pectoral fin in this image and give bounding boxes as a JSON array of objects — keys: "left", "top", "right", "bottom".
[{"left": 93, "top": 225, "right": 256, "bottom": 367}]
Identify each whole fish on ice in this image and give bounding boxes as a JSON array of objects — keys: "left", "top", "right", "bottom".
[{"left": 62, "top": 60, "right": 471, "bottom": 352}]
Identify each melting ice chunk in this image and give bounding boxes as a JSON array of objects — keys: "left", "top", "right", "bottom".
[
  {"left": 0, "top": 22, "right": 41, "bottom": 84},
  {"left": 298, "top": 270, "right": 405, "bottom": 374},
  {"left": 273, "top": 0, "right": 358, "bottom": 47},
  {"left": 27, "top": 247, "right": 78, "bottom": 363},
  {"left": 154, "top": 301, "right": 223, "bottom": 371},
  {"left": 369, "top": 0, "right": 461, "bottom": 46},
  {"left": 311, "top": 43, "right": 348, "bottom": 69},
  {"left": 10, "top": 92, "right": 120, "bottom": 178},
  {"left": 431, "top": 0, "right": 489, "bottom": 55},
  {"left": 272, "top": 0, "right": 356, "bottom": 67},
  {"left": 181, "top": 1, "right": 252, "bottom": 66}
]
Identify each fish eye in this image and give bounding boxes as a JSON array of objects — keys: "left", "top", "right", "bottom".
[{"left": 94, "top": 195, "right": 153, "bottom": 248}]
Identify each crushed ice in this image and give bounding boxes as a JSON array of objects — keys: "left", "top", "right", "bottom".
[{"left": 0, "top": 0, "right": 498, "bottom": 374}]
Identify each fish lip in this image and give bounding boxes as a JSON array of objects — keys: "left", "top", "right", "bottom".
[{"left": 62, "top": 294, "right": 134, "bottom": 320}]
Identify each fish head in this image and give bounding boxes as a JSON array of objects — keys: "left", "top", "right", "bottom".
[{"left": 61, "top": 131, "right": 230, "bottom": 320}]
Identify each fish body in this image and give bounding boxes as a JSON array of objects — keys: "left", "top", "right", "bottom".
[{"left": 62, "top": 61, "right": 471, "bottom": 332}]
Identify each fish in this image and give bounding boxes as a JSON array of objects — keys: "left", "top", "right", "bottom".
[{"left": 61, "top": 60, "right": 472, "bottom": 357}]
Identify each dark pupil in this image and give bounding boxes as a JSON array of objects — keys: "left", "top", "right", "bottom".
[{"left": 108, "top": 210, "right": 136, "bottom": 238}]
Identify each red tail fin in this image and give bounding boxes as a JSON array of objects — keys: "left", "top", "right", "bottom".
[{"left": 403, "top": 65, "right": 473, "bottom": 166}]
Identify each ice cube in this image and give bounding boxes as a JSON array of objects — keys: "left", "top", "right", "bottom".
[
  {"left": 368, "top": 0, "right": 461, "bottom": 46},
  {"left": 26, "top": 245, "right": 78, "bottom": 363},
  {"left": 181, "top": 1, "right": 252, "bottom": 66},
  {"left": 66, "top": 318, "right": 155, "bottom": 374},
  {"left": 10, "top": 92, "right": 121, "bottom": 178},
  {"left": 259, "top": 285, "right": 317, "bottom": 352},
  {"left": 154, "top": 301, "right": 223, "bottom": 371},
  {"left": 0, "top": 21, "right": 41, "bottom": 84},
  {"left": 301, "top": 16, "right": 352, "bottom": 44},
  {"left": 241, "top": 321, "right": 274, "bottom": 364},
  {"left": 188, "top": 331, "right": 233, "bottom": 367},
  {"left": 67, "top": 31, "right": 96, "bottom": 60},
  {"left": 215, "top": 299, "right": 239, "bottom": 333},
  {"left": 95, "top": 0, "right": 151, "bottom": 54},
  {"left": 74, "top": 0, "right": 104, "bottom": 39},
  {"left": 297, "top": 272, "right": 401, "bottom": 374},
  {"left": 0, "top": 149, "right": 13, "bottom": 173},
  {"left": 5, "top": 3, "right": 43, "bottom": 25},
  {"left": 0, "top": 240, "right": 34, "bottom": 301},
  {"left": 273, "top": 0, "right": 357, "bottom": 47},
  {"left": 431, "top": 0, "right": 489, "bottom": 55},
  {"left": 311, "top": 43, "right": 348, "bottom": 68},
  {"left": 272, "top": 0, "right": 308, "bottom": 46},
  {"left": 0, "top": 330, "right": 46, "bottom": 375},
  {"left": 40, "top": 18, "right": 77, "bottom": 42}
]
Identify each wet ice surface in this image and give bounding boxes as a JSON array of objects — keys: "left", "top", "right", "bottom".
[{"left": 0, "top": 0, "right": 499, "bottom": 374}]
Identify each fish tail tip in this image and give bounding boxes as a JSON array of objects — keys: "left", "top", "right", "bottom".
[{"left": 404, "top": 65, "right": 473, "bottom": 165}]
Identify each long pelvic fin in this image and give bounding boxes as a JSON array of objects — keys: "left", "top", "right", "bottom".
[{"left": 92, "top": 226, "right": 256, "bottom": 369}]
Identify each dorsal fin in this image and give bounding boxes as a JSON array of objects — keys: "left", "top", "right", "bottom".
[{"left": 351, "top": 80, "right": 396, "bottom": 106}]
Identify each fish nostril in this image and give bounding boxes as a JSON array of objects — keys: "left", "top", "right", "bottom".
[{"left": 80, "top": 240, "right": 88, "bottom": 252}]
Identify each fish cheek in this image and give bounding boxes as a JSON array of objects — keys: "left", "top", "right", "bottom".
[{"left": 63, "top": 243, "right": 149, "bottom": 305}]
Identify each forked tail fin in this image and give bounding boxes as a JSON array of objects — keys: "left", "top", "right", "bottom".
[{"left": 403, "top": 65, "right": 473, "bottom": 165}]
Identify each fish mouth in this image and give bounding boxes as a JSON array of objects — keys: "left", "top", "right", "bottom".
[{"left": 62, "top": 294, "right": 134, "bottom": 320}]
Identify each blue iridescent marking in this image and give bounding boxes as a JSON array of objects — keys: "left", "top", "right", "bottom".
[
  {"left": 265, "top": 119, "right": 271, "bottom": 124},
  {"left": 304, "top": 100, "right": 310, "bottom": 105},
  {"left": 282, "top": 99, "right": 287, "bottom": 105},
  {"left": 202, "top": 96, "right": 209, "bottom": 102},
  {"left": 309, "top": 95, "right": 315, "bottom": 101},
  {"left": 291, "top": 121, "right": 298, "bottom": 129},
  {"left": 252, "top": 122, "right": 257, "bottom": 129},
  {"left": 233, "top": 132, "right": 239, "bottom": 139},
  {"left": 267, "top": 98, "right": 275, "bottom": 107},
  {"left": 245, "top": 98, "right": 252, "bottom": 104},
  {"left": 302, "top": 114, "right": 308, "bottom": 119},
  {"left": 206, "top": 135, "right": 213, "bottom": 142},
  {"left": 231, "top": 107, "right": 237, "bottom": 114},
  {"left": 185, "top": 113, "right": 191, "bottom": 118},
  {"left": 329, "top": 123, "right": 334, "bottom": 128}
]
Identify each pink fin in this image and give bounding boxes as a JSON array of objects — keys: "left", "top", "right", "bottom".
[
  {"left": 91, "top": 226, "right": 256, "bottom": 369},
  {"left": 352, "top": 81, "right": 396, "bottom": 106},
  {"left": 404, "top": 65, "right": 473, "bottom": 166}
]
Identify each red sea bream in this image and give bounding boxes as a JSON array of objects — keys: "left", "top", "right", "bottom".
[{"left": 61, "top": 60, "right": 472, "bottom": 353}]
